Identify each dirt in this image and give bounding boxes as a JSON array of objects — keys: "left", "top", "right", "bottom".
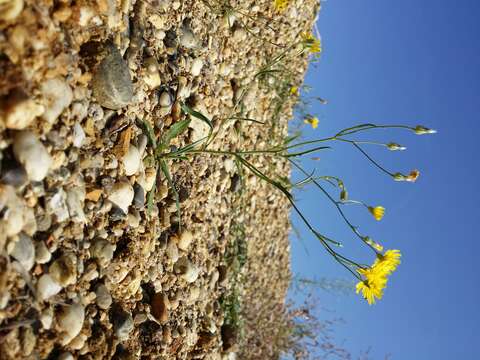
[{"left": 0, "top": 0, "right": 319, "bottom": 359}]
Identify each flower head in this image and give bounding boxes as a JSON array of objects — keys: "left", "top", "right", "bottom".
[
  {"left": 290, "top": 86, "right": 299, "bottom": 96},
  {"left": 356, "top": 249, "right": 401, "bottom": 304},
  {"left": 387, "top": 142, "right": 406, "bottom": 151},
  {"left": 414, "top": 125, "right": 437, "bottom": 135},
  {"left": 368, "top": 206, "right": 385, "bottom": 221},
  {"left": 274, "top": 0, "right": 289, "bottom": 11},
  {"left": 406, "top": 169, "right": 420, "bottom": 182},
  {"left": 304, "top": 116, "right": 319, "bottom": 129},
  {"left": 374, "top": 249, "right": 401, "bottom": 275},
  {"left": 301, "top": 32, "right": 322, "bottom": 54}
]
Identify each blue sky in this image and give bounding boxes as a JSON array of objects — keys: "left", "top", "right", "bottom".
[{"left": 289, "top": 1, "right": 480, "bottom": 359}]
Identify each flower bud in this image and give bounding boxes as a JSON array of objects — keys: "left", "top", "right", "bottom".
[
  {"left": 414, "top": 125, "right": 436, "bottom": 135},
  {"left": 387, "top": 142, "right": 406, "bottom": 151}
]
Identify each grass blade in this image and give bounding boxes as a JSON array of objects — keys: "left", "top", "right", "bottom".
[{"left": 159, "top": 160, "right": 182, "bottom": 230}]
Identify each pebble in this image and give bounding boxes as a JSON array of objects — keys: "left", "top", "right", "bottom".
[
  {"left": 0, "top": 158, "right": 28, "bottom": 188},
  {"left": 40, "top": 78, "right": 73, "bottom": 124},
  {"left": 57, "top": 303, "right": 85, "bottom": 345},
  {"left": 94, "top": 284, "right": 112, "bottom": 310},
  {"left": 37, "top": 274, "right": 62, "bottom": 301},
  {"left": 151, "top": 293, "right": 169, "bottom": 323},
  {"left": 92, "top": 44, "right": 134, "bottom": 110},
  {"left": 10, "top": 233, "right": 35, "bottom": 271},
  {"left": 177, "top": 230, "right": 193, "bottom": 251},
  {"left": 122, "top": 145, "right": 141, "bottom": 176},
  {"left": 166, "top": 239, "right": 179, "bottom": 263},
  {"left": 143, "top": 57, "right": 161, "bottom": 89},
  {"left": 113, "top": 308, "right": 134, "bottom": 341},
  {"left": 72, "top": 122, "right": 86, "bottom": 148},
  {"left": 46, "top": 188, "right": 69, "bottom": 223},
  {"left": 132, "top": 183, "right": 145, "bottom": 209},
  {"left": 66, "top": 187, "right": 87, "bottom": 223},
  {"left": 191, "top": 58, "right": 203, "bottom": 77},
  {"left": 174, "top": 257, "right": 200, "bottom": 283},
  {"left": 0, "top": 0, "right": 24, "bottom": 21},
  {"left": 176, "top": 76, "right": 191, "bottom": 100},
  {"left": 34, "top": 241, "right": 51, "bottom": 264},
  {"left": 159, "top": 91, "right": 173, "bottom": 107},
  {"left": 1, "top": 92, "right": 44, "bottom": 129},
  {"left": 49, "top": 253, "right": 77, "bottom": 287},
  {"left": 12, "top": 131, "right": 52, "bottom": 182},
  {"left": 57, "top": 353, "right": 74, "bottom": 360},
  {"left": 0, "top": 291, "right": 10, "bottom": 309},
  {"left": 143, "top": 167, "right": 156, "bottom": 192},
  {"left": 0, "top": 185, "right": 26, "bottom": 236},
  {"left": 179, "top": 25, "right": 198, "bottom": 49},
  {"left": 108, "top": 180, "right": 134, "bottom": 214},
  {"left": 90, "top": 239, "right": 116, "bottom": 267},
  {"left": 40, "top": 308, "right": 53, "bottom": 329}
]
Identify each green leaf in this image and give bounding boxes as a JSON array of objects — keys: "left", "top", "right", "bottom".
[
  {"left": 158, "top": 118, "right": 191, "bottom": 152},
  {"left": 180, "top": 103, "right": 213, "bottom": 134},
  {"left": 159, "top": 160, "right": 182, "bottom": 230},
  {"left": 139, "top": 119, "right": 158, "bottom": 148}
]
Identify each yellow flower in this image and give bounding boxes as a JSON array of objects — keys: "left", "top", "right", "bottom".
[
  {"left": 356, "top": 266, "right": 388, "bottom": 305},
  {"left": 368, "top": 206, "right": 385, "bottom": 221},
  {"left": 356, "top": 249, "right": 401, "bottom": 304},
  {"left": 304, "top": 116, "right": 319, "bottom": 129},
  {"left": 301, "top": 32, "right": 322, "bottom": 54},
  {"left": 406, "top": 169, "right": 420, "bottom": 182},
  {"left": 274, "top": 0, "right": 288, "bottom": 11},
  {"left": 414, "top": 125, "right": 437, "bottom": 135},
  {"left": 290, "top": 86, "right": 299, "bottom": 96},
  {"left": 374, "top": 249, "right": 401, "bottom": 275}
]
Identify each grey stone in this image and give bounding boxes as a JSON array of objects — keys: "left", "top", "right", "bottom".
[
  {"left": 113, "top": 309, "right": 134, "bottom": 340},
  {"left": 92, "top": 44, "right": 134, "bottom": 110},
  {"left": 12, "top": 131, "right": 52, "bottom": 182},
  {"left": 10, "top": 233, "right": 35, "bottom": 271},
  {"left": 95, "top": 284, "right": 112, "bottom": 310}
]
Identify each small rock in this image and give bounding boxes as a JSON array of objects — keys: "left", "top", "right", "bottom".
[
  {"left": 40, "top": 78, "right": 73, "bottom": 124},
  {"left": 0, "top": 185, "right": 26, "bottom": 236},
  {"left": 159, "top": 91, "right": 172, "bottom": 107},
  {"left": 176, "top": 76, "right": 191, "bottom": 100},
  {"left": 143, "top": 57, "right": 161, "bottom": 89},
  {"left": 0, "top": 91, "right": 44, "bottom": 129},
  {"left": 34, "top": 240, "right": 51, "bottom": 264},
  {"left": 122, "top": 145, "right": 141, "bottom": 176},
  {"left": 57, "top": 303, "right": 85, "bottom": 345},
  {"left": 1, "top": 158, "right": 27, "bottom": 188},
  {"left": 191, "top": 58, "right": 203, "bottom": 77},
  {"left": 46, "top": 188, "right": 69, "bottom": 223},
  {"left": 90, "top": 239, "right": 115, "bottom": 267},
  {"left": 177, "top": 230, "right": 193, "bottom": 251},
  {"left": 137, "top": 134, "right": 148, "bottom": 155},
  {"left": 179, "top": 25, "right": 198, "bottom": 49},
  {"left": 151, "top": 293, "right": 169, "bottom": 323},
  {"left": 174, "top": 257, "right": 200, "bottom": 283},
  {"left": 49, "top": 253, "right": 77, "bottom": 287},
  {"left": 95, "top": 284, "right": 112, "bottom": 309},
  {"left": 10, "top": 233, "right": 35, "bottom": 271},
  {"left": 132, "top": 183, "right": 145, "bottom": 209},
  {"left": 72, "top": 122, "right": 86, "bottom": 147},
  {"left": 12, "top": 131, "right": 52, "bottom": 182},
  {"left": 127, "top": 211, "right": 141, "bottom": 228},
  {"left": 143, "top": 167, "right": 156, "bottom": 192},
  {"left": 113, "top": 309, "right": 134, "bottom": 341},
  {"left": 108, "top": 180, "right": 134, "bottom": 214},
  {"left": 0, "top": 291, "right": 10, "bottom": 309},
  {"left": 37, "top": 274, "right": 62, "bottom": 301},
  {"left": 40, "top": 308, "right": 53, "bottom": 329},
  {"left": 92, "top": 44, "right": 134, "bottom": 110},
  {"left": 20, "top": 327, "right": 36, "bottom": 356},
  {"left": 166, "top": 239, "right": 179, "bottom": 263},
  {"left": 0, "top": 0, "right": 24, "bottom": 21},
  {"left": 66, "top": 186, "right": 86, "bottom": 223},
  {"left": 57, "top": 353, "right": 74, "bottom": 360}
]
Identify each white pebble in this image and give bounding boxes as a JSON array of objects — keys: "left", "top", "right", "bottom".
[
  {"left": 177, "top": 230, "right": 193, "bottom": 251},
  {"left": 190, "top": 58, "right": 203, "bottom": 77},
  {"left": 108, "top": 180, "right": 134, "bottom": 213},
  {"left": 40, "top": 78, "right": 73, "bottom": 124},
  {"left": 37, "top": 274, "right": 62, "bottom": 301},
  {"left": 12, "top": 131, "right": 52, "bottom": 181},
  {"left": 57, "top": 303, "right": 85, "bottom": 345},
  {"left": 72, "top": 122, "right": 86, "bottom": 148},
  {"left": 9, "top": 233, "right": 35, "bottom": 271},
  {"left": 122, "top": 145, "right": 141, "bottom": 176}
]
